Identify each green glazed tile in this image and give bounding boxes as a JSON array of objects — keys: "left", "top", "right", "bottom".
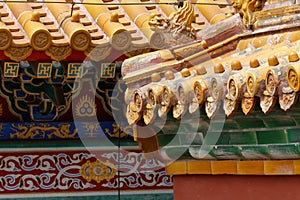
[
  {"left": 162, "top": 146, "right": 191, "bottom": 160},
  {"left": 234, "top": 117, "right": 265, "bottom": 129},
  {"left": 256, "top": 130, "right": 287, "bottom": 144},
  {"left": 216, "top": 132, "right": 230, "bottom": 145},
  {"left": 202, "top": 131, "right": 223, "bottom": 145},
  {"left": 222, "top": 119, "right": 239, "bottom": 130},
  {"left": 205, "top": 120, "right": 226, "bottom": 131},
  {"left": 215, "top": 131, "right": 257, "bottom": 145},
  {"left": 191, "top": 133, "right": 204, "bottom": 145},
  {"left": 178, "top": 133, "right": 201, "bottom": 145},
  {"left": 198, "top": 120, "right": 210, "bottom": 133},
  {"left": 268, "top": 143, "right": 300, "bottom": 159},
  {"left": 189, "top": 145, "right": 216, "bottom": 159},
  {"left": 176, "top": 123, "right": 198, "bottom": 133},
  {"left": 157, "top": 134, "right": 178, "bottom": 146},
  {"left": 290, "top": 115, "right": 300, "bottom": 126},
  {"left": 262, "top": 116, "right": 296, "bottom": 128},
  {"left": 286, "top": 128, "right": 300, "bottom": 143},
  {"left": 210, "top": 145, "right": 243, "bottom": 159},
  {"left": 229, "top": 131, "right": 257, "bottom": 145},
  {"left": 241, "top": 145, "right": 270, "bottom": 159},
  {"left": 159, "top": 123, "right": 180, "bottom": 135}
]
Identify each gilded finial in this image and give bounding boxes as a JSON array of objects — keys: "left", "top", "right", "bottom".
[
  {"left": 231, "top": 60, "right": 242, "bottom": 70},
  {"left": 288, "top": 52, "right": 299, "bottom": 62},
  {"left": 181, "top": 68, "right": 191, "bottom": 77},
  {"left": 200, "top": 40, "right": 208, "bottom": 49},
  {"left": 151, "top": 73, "right": 161, "bottom": 82},
  {"left": 196, "top": 66, "right": 207, "bottom": 75},
  {"left": 71, "top": 12, "right": 80, "bottom": 22},
  {"left": 110, "top": 12, "right": 119, "bottom": 22},
  {"left": 165, "top": 70, "right": 175, "bottom": 80},
  {"left": 31, "top": 11, "right": 40, "bottom": 22},
  {"left": 250, "top": 58, "right": 260, "bottom": 68},
  {"left": 268, "top": 55, "right": 279, "bottom": 66},
  {"left": 214, "top": 63, "right": 225, "bottom": 73}
]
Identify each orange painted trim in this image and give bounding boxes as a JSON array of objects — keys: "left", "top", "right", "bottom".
[
  {"left": 211, "top": 160, "right": 237, "bottom": 175},
  {"left": 166, "top": 161, "right": 187, "bottom": 175},
  {"left": 237, "top": 160, "right": 264, "bottom": 175},
  {"left": 293, "top": 160, "right": 300, "bottom": 174},
  {"left": 188, "top": 160, "right": 211, "bottom": 174},
  {"left": 264, "top": 160, "right": 294, "bottom": 175},
  {"left": 166, "top": 160, "right": 300, "bottom": 175}
]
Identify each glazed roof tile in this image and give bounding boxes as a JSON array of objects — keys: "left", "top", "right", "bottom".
[
  {"left": 121, "top": 1, "right": 300, "bottom": 125},
  {"left": 0, "top": 0, "right": 236, "bottom": 61}
]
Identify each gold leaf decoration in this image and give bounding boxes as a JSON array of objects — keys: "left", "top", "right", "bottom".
[
  {"left": 80, "top": 160, "right": 117, "bottom": 183},
  {"left": 75, "top": 95, "right": 96, "bottom": 117}
]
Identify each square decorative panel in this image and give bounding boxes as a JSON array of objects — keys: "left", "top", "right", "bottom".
[
  {"left": 100, "top": 63, "right": 116, "bottom": 78},
  {"left": 37, "top": 63, "right": 52, "bottom": 78},
  {"left": 4, "top": 62, "right": 19, "bottom": 78},
  {"left": 68, "top": 63, "right": 84, "bottom": 78}
]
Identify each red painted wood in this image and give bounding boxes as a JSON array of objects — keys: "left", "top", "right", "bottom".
[
  {"left": 0, "top": 150, "right": 173, "bottom": 194},
  {"left": 174, "top": 175, "right": 300, "bottom": 200}
]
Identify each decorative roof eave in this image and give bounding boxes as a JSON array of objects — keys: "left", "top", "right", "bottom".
[
  {"left": 122, "top": 34, "right": 242, "bottom": 87},
  {"left": 84, "top": 41, "right": 112, "bottom": 62},
  {"left": 45, "top": 43, "right": 72, "bottom": 61},
  {"left": 122, "top": 13, "right": 245, "bottom": 80},
  {"left": 0, "top": 0, "right": 236, "bottom": 61},
  {"left": 254, "top": 4, "right": 300, "bottom": 29},
  {"left": 4, "top": 45, "right": 33, "bottom": 62},
  {"left": 0, "top": 22, "right": 13, "bottom": 50},
  {"left": 122, "top": 5, "right": 300, "bottom": 122},
  {"left": 123, "top": 30, "right": 300, "bottom": 125},
  {"left": 121, "top": 0, "right": 164, "bottom": 49},
  {"left": 1, "top": 0, "right": 116, "bottom": 61},
  {"left": 83, "top": 0, "right": 133, "bottom": 51}
]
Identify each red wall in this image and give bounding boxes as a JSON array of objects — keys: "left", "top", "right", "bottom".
[{"left": 174, "top": 175, "right": 300, "bottom": 200}]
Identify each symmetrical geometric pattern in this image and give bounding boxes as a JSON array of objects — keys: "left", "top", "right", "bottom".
[
  {"left": 4, "top": 62, "right": 19, "bottom": 77},
  {"left": 67, "top": 63, "right": 84, "bottom": 78},
  {"left": 37, "top": 63, "right": 52, "bottom": 78},
  {"left": 100, "top": 63, "right": 116, "bottom": 79},
  {"left": 0, "top": 149, "right": 172, "bottom": 196}
]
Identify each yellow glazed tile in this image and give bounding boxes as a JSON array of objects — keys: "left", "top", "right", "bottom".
[
  {"left": 187, "top": 160, "right": 211, "bottom": 174},
  {"left": 264, "top": 160, "right": 294, "bottom": 175},
  {"left": 165, "top": 161, "right": 187, "bottom": 175},
  {"left": 237, "top": 160, "right": 264, "bottom": 175},
  {"left": 293, "top": 160, "right": 300, "bottom": 174},
  {"left": 211, "top": 160, "right": 237, "bottom": 174}
]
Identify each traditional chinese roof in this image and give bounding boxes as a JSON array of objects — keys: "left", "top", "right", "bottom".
[
  {"left": 123, "top": 0, "right": 300, "bottom": 121},
  {"left": 0, "top": 0, "right": 236, "bottom": 121},
  {"left": 0, "top": 0, "right": 235, "bottom": 61},
  {"left": 122, "top": 1, "right": 300, "bottom": 161}
]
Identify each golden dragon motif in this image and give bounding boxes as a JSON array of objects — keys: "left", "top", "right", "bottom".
[
  {"left": 233, "top": 0, "right": 265, "bottom": 29},
  {"left": 104, "top": 123, "right": 132, "bottom": 138},
  {"left": 148, "top": 1, "right": 196, "bottom": 45},
  {"left": 10, "top": 123, "right": 78, "bottom": 139}
]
